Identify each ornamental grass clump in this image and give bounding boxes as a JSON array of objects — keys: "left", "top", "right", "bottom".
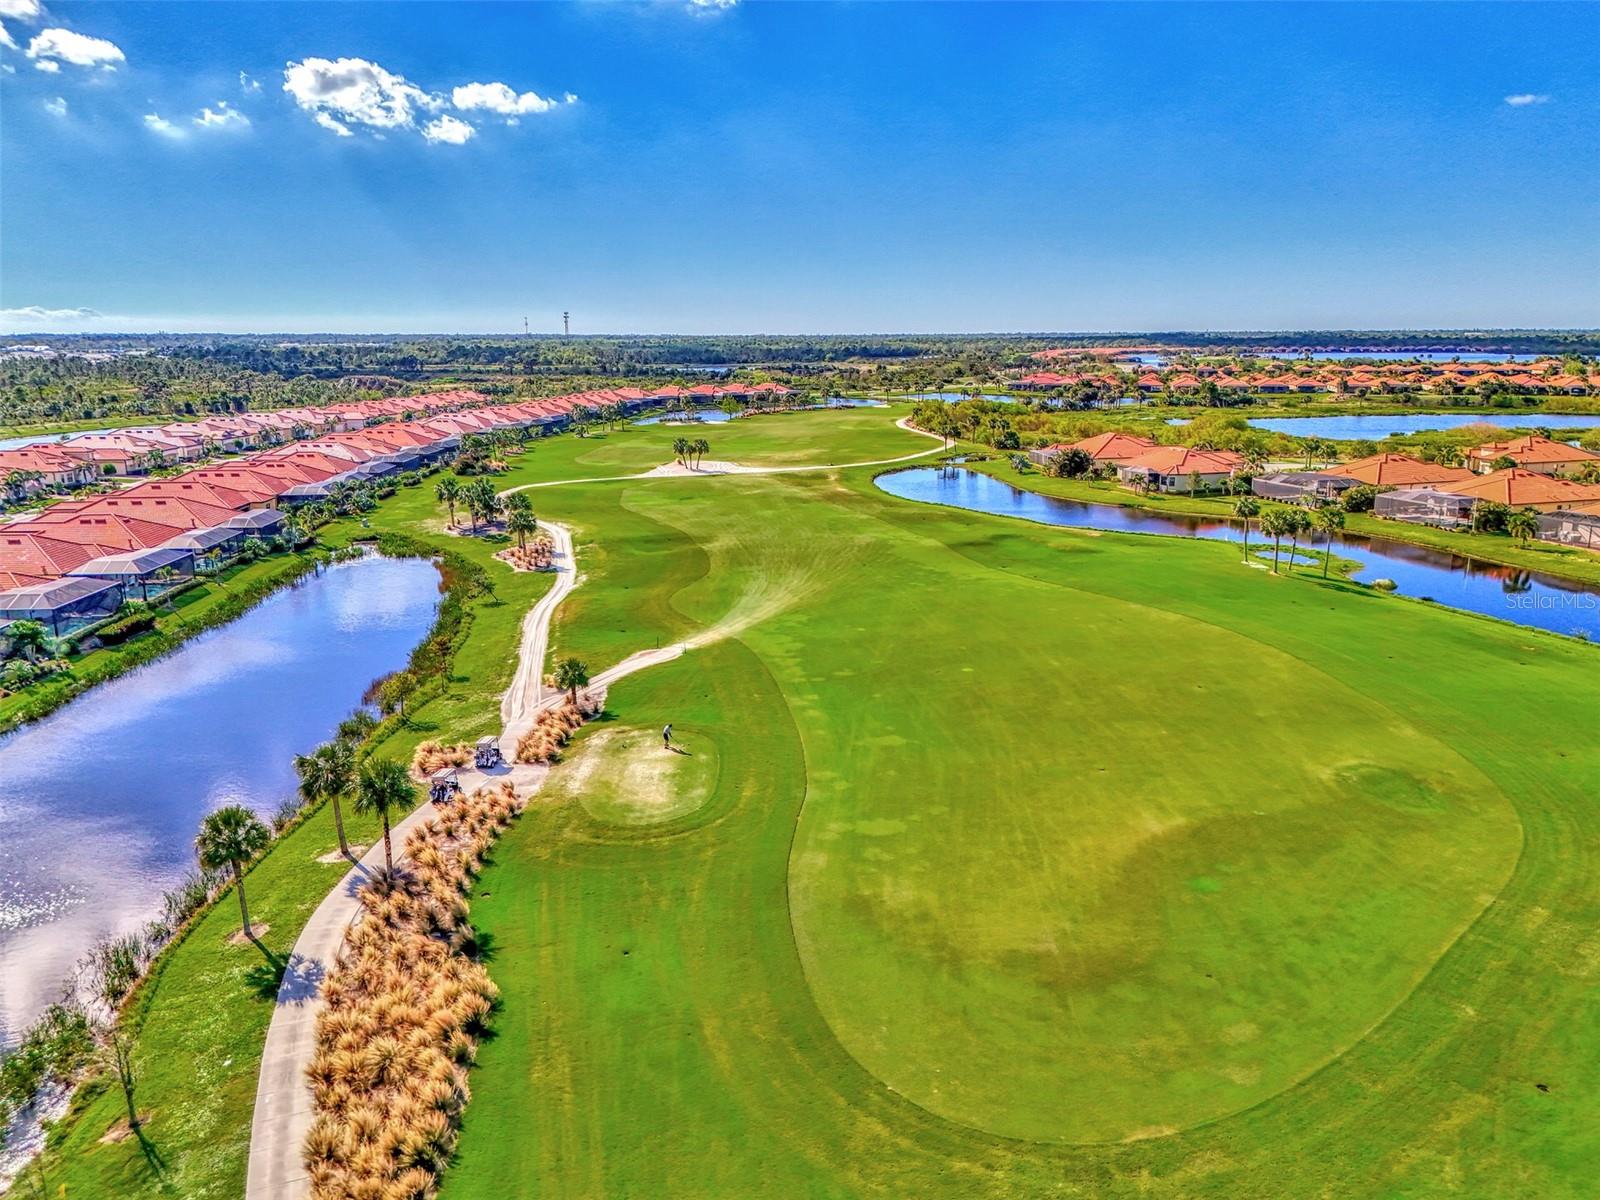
[
  {"left": 303, "top": 784, "right": 518, "bottom": 1199},
  {"left": 514, "top": 694, "right": 600, "bottom": 765},
  {"left": 409, "top": 741, "right": 472, "bottom": 777}
]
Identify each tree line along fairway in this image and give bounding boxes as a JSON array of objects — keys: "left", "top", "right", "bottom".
[{"left": 441, "top": 429, "right": 1599, "bottom": 1199}]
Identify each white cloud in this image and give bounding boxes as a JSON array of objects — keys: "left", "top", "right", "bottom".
[
  {"left": 0, "top": 23, "right": 15, "bottom": 49},
  {"left": 1, "top": 306, "right": 103, "bottom": 324},
  {"left": 1503, "top": 93, "right": 1549, "bottom": 107},
  {"left": 421, "top": 114, "right": 474, "bottom": 145},
  {"left": 0, "top": 0, "right": 41, "bottom": 21},
  {"left": 283, "top": 56, "right": 444, "bottom": 137},
  {"left": 313, "top": 110, "right": 352, "bottom": 137},
  {"left": 688, "top": 0, "right": 739, "bottom": 10},
  {"left": 26, "top": 27, "right": 125, "bottom": 70},
  {"left": 239, "top": 69, "right": 261, "bottom": 94},
  {"left": 42, "top": 94, "right": 66, "bottom": 117},
  {"left": 194, "top": 101, "right": 249, "bottom": 130},
  {"left": 451, "top": 80, "right": 573, "bottom": 117},
  {"left": 144, "top": 112, "right": 184, "bottom": 138}
]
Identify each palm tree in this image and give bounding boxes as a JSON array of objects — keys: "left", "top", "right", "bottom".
[
  {"left": 195, "top": 805, "right": 272, "bottom": 939},
  {"left": 554, "top": 656, "right": 589, "bottom": 705},
  {"left": 355, "top": 758, "right": 417, "bottom": 872},
  {"left": 465, "top": 477, "right": 500, "bottom": 532},
  {"left": 1284, "top": 507, "right": 1311, "bottom": 573},
  {"left": 1311, "top": 505, "right": 1345, "bottom": 578},
  {"left": 6, "top": 618, "right": 50, "bottom": 662},
  {"left": 295, "top": 741, "right": 355, "bottom": 859},
  {"left": 1506, "top": 507, "right": 1540, "bottom": 545},
  {"left": 507, "top": 504, "right": 537, "bottom": 550},
  {"left": 672, "top": 436, "right": 689, "bottom": 466},
  {"left": 1259, "top": 507, "right": 1289, "bottom": 573},
  {"left": 693, "top": 438, "right": 710, "bottom": 468},
  {"left": 435, "top": 475, "right": 462, "bottom": 528},
  {"left": 1233, "top": 496, "right": 1260, "bottom": 561}
]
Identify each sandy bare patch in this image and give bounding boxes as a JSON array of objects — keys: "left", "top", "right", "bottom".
[
  {"left": 227, "top": 923, "right": 270, "bottom": 946},
  {"left": 100, "top": 1113, "right": 153, "bottom": 1143},
  {"left": 1121, "top": 1125, "right": 1178, "bottom": 1142},
  {"left": 317, "top": 845, "right": 367, "bottom": 864},
  {"left": 559, "top": 728, "right": 714, "bottom": 826}
]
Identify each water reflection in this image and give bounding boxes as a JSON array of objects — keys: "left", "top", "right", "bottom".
[
  {"left": 875, "top": 466, "right": 1600, "bottom": 641},
  {"left": 0, "top": 555, "right": 440, "bottom": 1046}
]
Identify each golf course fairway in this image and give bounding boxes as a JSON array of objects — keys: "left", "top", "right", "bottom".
[{"left": 439, "top": 411, "right": 1598, "bottom": 1198}]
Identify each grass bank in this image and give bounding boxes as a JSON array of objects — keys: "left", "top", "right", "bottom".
[
  {"left": 441, "top": 441, "right": 1598, "bottom": 1198},
  {"left": 962, "top": 454, "right": 1600, "bottom": 588},
  {"left": 16, "top": 527, "right": 547, "bottom": 1198}
]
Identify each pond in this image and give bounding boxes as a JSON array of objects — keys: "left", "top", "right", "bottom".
[
  {"left": 0, "top": 554, "right": 440, "bottom": 1049},
  {"left": 1224, "top": 412, "right": 1600, "bottom": 441},
  {"left": 875, "top": 467, "right": 1600, "bottom": 642},
  {"left": 635, "top": 397, "right": 886, "bottom": 425}
]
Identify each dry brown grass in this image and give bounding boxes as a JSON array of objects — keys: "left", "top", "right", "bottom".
[
  {"left": 409, "top": 741, "right": 472, "bottom": 777},
  {"left": 493, "top": 536, "right": 554, "bottom": 573},
  {"left": 303, "top": 784, "right": 520, "bottom": 1199},
  {"left": 513, "top": 694, "right": 600, "bottom": 765}
]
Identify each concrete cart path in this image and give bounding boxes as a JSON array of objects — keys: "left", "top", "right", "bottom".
[{"left": 246, "top": 417, "right": 941, "bottom": 1197}]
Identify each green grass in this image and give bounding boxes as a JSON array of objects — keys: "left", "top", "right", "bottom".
[
  {"left": 26, "top": 407, "right": 1598, "bottom": 1197},
  {"left": 22, "top": 490, "right": 554, "bottom": 1198},
  {"left": 965, "top": 454, "right": 1600, "bottom": 588},
  {"left": 442, "top": 432, "right": 1599, "bottom": 1196}
]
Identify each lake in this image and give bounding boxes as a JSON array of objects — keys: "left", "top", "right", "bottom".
[
  {"left": 635, "top": 397, "right": 886, "bottom": 425},
  {"left": 875, "top": 467, "right": 1600, "bottom": 642},
  {"left": 1223, "top": 412, "right": 1599, "bottom": 440},
  {"left": 0, "top": 554, "right": 440, "bottom": 1048}
]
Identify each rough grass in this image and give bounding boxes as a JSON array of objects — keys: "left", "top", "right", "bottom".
[{"left": 443, "top": 450, "right": 1599, "bottom": 1197}]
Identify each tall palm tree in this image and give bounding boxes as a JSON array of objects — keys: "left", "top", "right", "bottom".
[
  {"left": 693, "top": 438, "right": 710, "bottom": 468},
  {"left": 295, "top": 740, "right": 355, "bottom": 859},
  {"left": 554, "top": 656, "right": 589, "bottom": 705},
  {"left": 507, "top": 505, "right": 537, "bottom": 550},
  {"left": 1233, "top": 496, "right": 1260, "bottom": 561},
  {"left": 672, "top": 436, "right": 689, "bottom": 466},
  {"left": 355, "top": 758, "right": 417, "bottom": 872},
  {"left": 195, "top": 805, "right": 272, "bottom": 939},
  {"left": 435, "top": 475, "right": 463, "bottom": 528},
  {"left": 1284, "top": 508, "right": 1311, "bottom": 573},
  {"left": 1259, "top": 507, "right": 1289, "bottom": 573},
  {"left": 1311, "top": 505, "right": 1345, "bottom": 578},
  {"left": 1506, "top": 507, "right": 1540, "bottom": 545}
]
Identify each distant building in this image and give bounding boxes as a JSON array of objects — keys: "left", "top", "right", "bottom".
[{"left": 1465, "top": 434, "right": 1600, "bottom": 476}]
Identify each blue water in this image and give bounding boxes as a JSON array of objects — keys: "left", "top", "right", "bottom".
[
  {"left": 635, "top": 397, "right": 886, "bottom": 425},
  {"left": 905, "top": 392, "right": 1012, "bottom": 402},
  {"left": 1237, "top": 412, "right": 1598, "bottom": 440},
  {"left": 875, "top": 467, "right": 1600, "bottom": 642},
  {"left": 0, "top": 554, "right": 440, "bottom": 1045}
]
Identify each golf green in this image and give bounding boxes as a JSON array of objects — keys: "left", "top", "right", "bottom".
[{"left": 435, "top": 416, "right": 1597, "bottom": 1197}]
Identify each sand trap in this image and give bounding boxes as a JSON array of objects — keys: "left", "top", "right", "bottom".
[{"left": 554, "top": 727, "right": 717, "bottom": 827}]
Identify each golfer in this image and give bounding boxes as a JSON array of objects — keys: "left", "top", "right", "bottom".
[{"left": 662, "top": 723, "right": 673, "bottom": 749}]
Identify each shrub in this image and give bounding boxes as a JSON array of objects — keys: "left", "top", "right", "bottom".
[
  {"left": 95, "top": 610, "right": 158, "bottom": 646},
  {"left": 303, "top": 784, "right": 520, "bottom": 1199},
  {"left": 1341, "top": 484, "right": 1380, "bottom": 513},
  {"left": 514, "top": 697, "right": 598, "bottom": 764}
]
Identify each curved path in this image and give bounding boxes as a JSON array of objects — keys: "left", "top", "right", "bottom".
[{"left": 246, "top": 418, "right": 942, "bottom": 1198}]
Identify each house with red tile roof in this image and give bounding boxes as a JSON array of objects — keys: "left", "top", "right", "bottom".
[
  {"left": 1322, "top": 453, "right": 1475, "bottom": 488},
  {"left": 1465, "top": 435, "right": 1600, "bottom": 477},
  {"left": 1438, "top": 469, "right": 1600, "bottom": 512},
  {"left": 1027, "top": 431, "right": 1159, "bottom": 469},
  {"left": 0, "top": 446, "right": 97, "bottom": 493},
  {"left": 1117, "top": 446, "right": 1246, "bottom": 494}
]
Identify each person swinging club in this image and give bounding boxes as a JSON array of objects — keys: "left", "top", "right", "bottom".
[{"left": 662, "top": 723, "right": 673, "bottom": 749}]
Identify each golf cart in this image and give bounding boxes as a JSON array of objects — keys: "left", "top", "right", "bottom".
[
  {"left": 474, "top": 736, "right": 504, "bottom": 769},
  {"left": 428, "top": 766, "right": 463, "bottom": 804}
]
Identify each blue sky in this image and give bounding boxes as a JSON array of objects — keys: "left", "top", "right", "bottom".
[{"left": 2, "top": 1, "right": 1596, "bottom": 334}]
